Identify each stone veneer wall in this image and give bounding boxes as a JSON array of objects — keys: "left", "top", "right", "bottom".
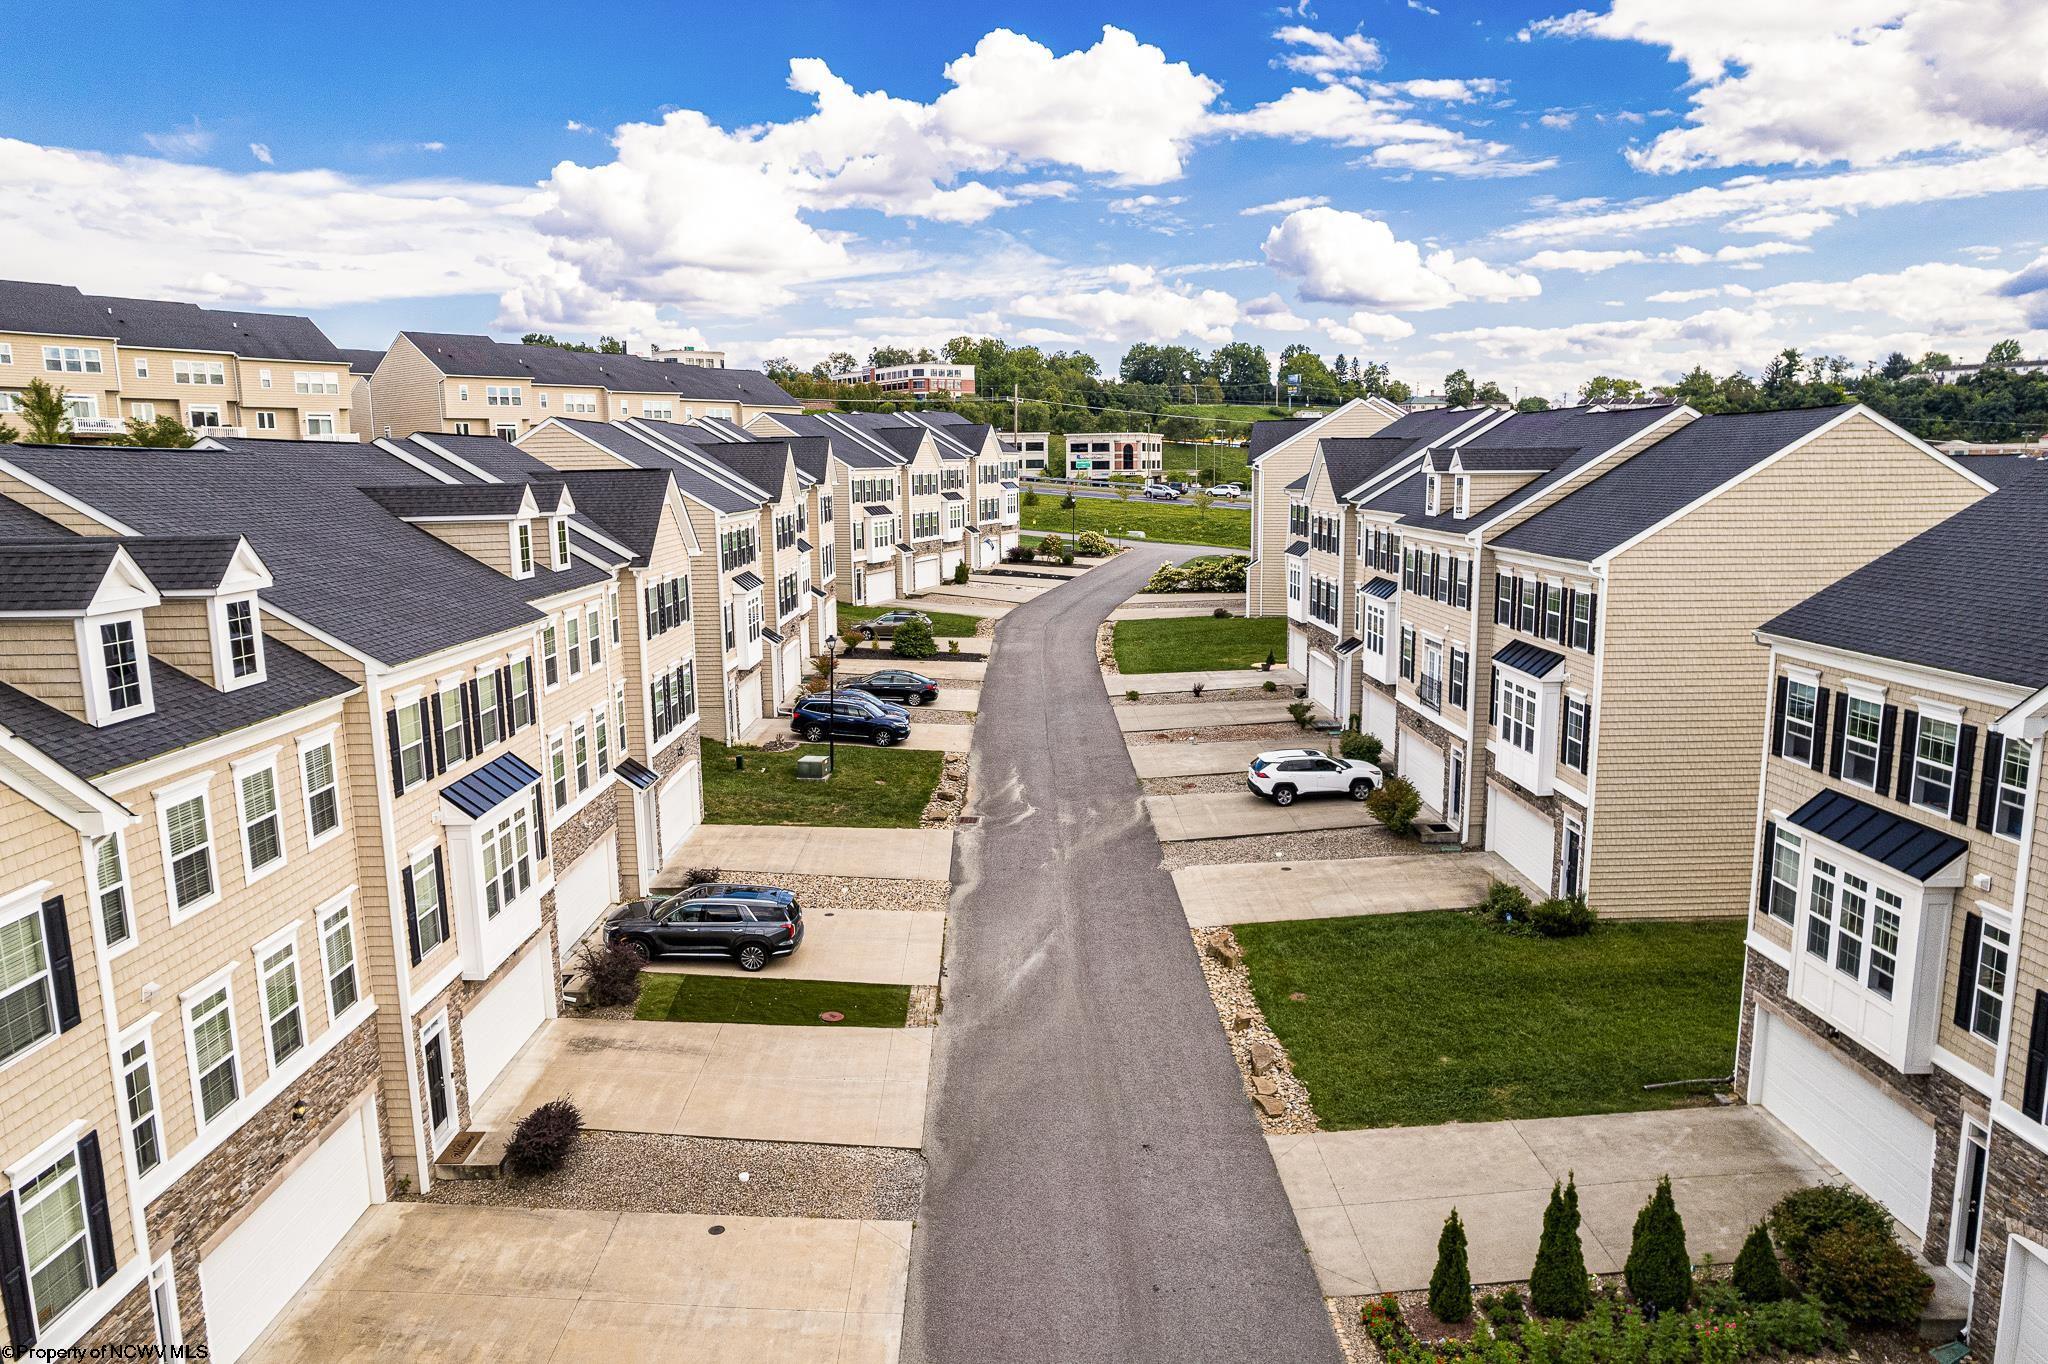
[
  {"left": 1735, "top": 951, "right": 1976, "bottom": 1264},
  {"left": 1969, "top": 1125, "right": 2048, "bottom": 1361},
  {"left": 75, "top": 1279, "right": 155, "bottom": 1352},
  {"left": 143, "top": 1020, "right": 390, "bottom": 1355}
]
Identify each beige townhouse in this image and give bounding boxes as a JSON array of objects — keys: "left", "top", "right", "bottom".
[
  {"left": 1736, "top": 470, "right": 2048, "bottom": 1359},
  {"left": 0, "top": 525, "right": 384, "bottom": 1362},
  {"left": 0, "top": 280, "right": 353, "bottom": 441},
  {"left": 749, "top": 411, "right": 912, "bottom": 605},
  {"left": 901, "top": 411, "right": 1024, "bottom": 570},
  {"left": 1244, "top": 396, "right": 1409, "bottom": 618},
  {"left": 365, "top": 331, "right": 799, "bottom": 442}
]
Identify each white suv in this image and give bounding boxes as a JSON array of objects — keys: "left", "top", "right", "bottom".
[{"left": 1246, "top": 749, "right": 1382, "bottom": 805}]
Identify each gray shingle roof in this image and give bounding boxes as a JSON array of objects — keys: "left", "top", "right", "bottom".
[
  {"left": 1400, "top": 405, "right": 1680, "bottom": 534},
  {"left": 553, "top": 469, "right": 676, "bottom": 559},
  {"left": 1761, "top": 475, "right": 2048, "bottom": 690},
  {"left": 0, "top": 281, "right": 346, "bottom": 361},
  {"left": 678, "top": 440, "right": 788, "bottom": 500},
  {"left": 0, "top": 543, "right": 123, "bottom": 613},
  {"left": 770, "top": 412, "right": 901, "bottom": 468},
  {"left": 399, "top": 333, "right": 798, "bottom": 406},
  {"left": 1361, "top": 469, "right": 1424, "bottom": 515},
  {"left": 0, "top": 280, "right": 119, "bottom": 338},
  {"left": 1495, "top": 407, "right": 1852, "bottom": 563},
  {"left": 339, "top": 348, "right": 384, "bottom": 376},
  {"left": 0, "top": 496, "right": 67, "bottom": 541},
  {"left": 362, "top": 485, "right": 534, "bottom": 518},
  {"left": 119, "top": 537, "right": 246, "bottom": 592},
  {"left": 1320, "top": 436, "right": 1420, "bottom": 498}
]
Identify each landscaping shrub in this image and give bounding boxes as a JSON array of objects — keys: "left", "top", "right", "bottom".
[
  {"left": 1625, "top": 1176, "right": 1692, "bottom": 1314},
  {"left": 1023, "top": 487, "right": 1039, "bottom": 506},
  {"left": 1801, "top": 1223, "right": 1931, "bottom": 1327},
  {"left": 572, "top": 941, "right": 644, "bottom": 1008},
  {"left": 503, "top": 1098, "right": 583, "bottom": 1178},
  {"left": 1009, "top": 543, "right": 1037, "bottom": 563},
  {"left": 1480, "top": 879, "right": 1533, "bottom": 923},
  {"left": 1060, "top": 550, "right": 1075, "bottom": 565},
  {"left": 1059, "top": 492, "right": 1075, "bottom": 509},
  {"left": 682, "top": 866, "right": 719, "bottom": 887},
  {"left": 1126, "top": 689, "right": 1140, "bottom": 701},
  {"left": 1730, "top": 1222, "right": 1789, "bottom": 1304},
  {"left": 891, "top": 617, "right": 938, "bottom": 659},
  {"left": 1366, "top": 776, "right": 1422, "bottom": 836},
  {"left": 1478, "top": 1288, "right": 1527, "bottom": 1332},
  {"left": 1037, "top": 534, "right": 1066, "bottom": 558},
  {"left": 1212, "top": 606, "right": 1230, "bottom": 618},
  {"left": 952, "top": 562, "right": 969, "bottom": 585},
  {"left": 948, "top": 639, "right": 960, "bottom": 653},
  {"left": 1530, "top": 896, "right": 1597, "bottom": 939},
  {"left": 1287, "top": 700, "right": 1314, "bottom": 728},
  {"left": 1768, "top": 1183, "right": 1893, "bottom": 1271},
  {"left": 1742, "top": 1298, "right": 1846, "bottom": 1354},
  {"left": 1075, "top": 531, "right": 1115, "bottom": 557},
  {"left": 1530, "top": 1176, "right": 1592, "bottom": 1319},
  {"left": 1364, "top": 1289, "right": 1845, "bottom": 1364},
  {"left": 1262, "top": 680, "right": 1277, "bottom": 692},
  {"left": 1338, "top": 730, "right": 1383, "bottom": 764},
  {"left": 1429, "top": 1209, "right": 1473, "bottom": 1324},
  {"left": 1191, "top": 681, "right": 1206, "bottom": 697}
]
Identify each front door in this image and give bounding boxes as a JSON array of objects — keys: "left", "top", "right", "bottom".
[
  {"left": 1561, "top": 819, "right": 1585, "bottom": 898},
  {"left": 423, "top": 1026, "right": 455, "bottom": 1146},
  {"left": 1448, "top": 748, "right": 1465, "bottom": 826},
  {"left": 1953, "top": 1121, "right": 1990, "bottom": 1275}
]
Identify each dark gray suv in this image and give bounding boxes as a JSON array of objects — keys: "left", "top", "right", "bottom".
[{"left": 603, "top": 894, "right": 804, "bottom": 971}]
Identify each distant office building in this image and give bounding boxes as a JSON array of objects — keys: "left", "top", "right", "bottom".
[
  {"left": 652, "top": 345, "right": 727, "bottom": 368},
  {"left": 1007, "top": 431, "right": 1051, "bottom": 470},
  {"left": 828, "top": 362, "right": 976, "bottom": 398},
  {"left": 1065, "top": 431, "right": 1163, "bottom": 478}
]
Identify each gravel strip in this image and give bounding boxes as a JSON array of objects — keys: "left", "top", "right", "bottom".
[
  {"left": 974, "top": 614, "right": 999, "bottom": 639},
  {"left": 907, "top": 984, "right": 939, "bottom": 1028},
  {"left": 1114, "top": 687, "right": 1274, "bottom": 707},
  {"left": 1329, "top": 1297, "right": 1373, "bottom": 1363},
  {"left": 411, "top": 1130, "right": 925, "bottom": 1221},
  {"left": 1141, "top": 773, "right": 1255, "bottom": 796},
  {"left": 712, "top": 870, "right": 951, "bottom": 913},
  {"left": 1160, "top": 825, "right": 1414, "bottom": 869},
  {"left": 1127, "top": 722, "right": 1311, "bottom": 745},
  {"left": 920, "top": 752, "right": 970, "bottom": 827},
  {"left": 1097, "top": 621, "right": 1118, "bottom": 670},
  {"left": 913, "top": 707, "right": 977, "bottom": 725},
  {"left": 1191, "top": 927, "right": 1320, "bottom": 1134}
]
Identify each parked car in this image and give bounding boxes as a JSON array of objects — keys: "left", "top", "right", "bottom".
[
  {"left": 1142, "top": 482, "right": 1179, "bottom": 500},
  {"left": 813, "top": 688, "right": 910, "bottom": 720},
  {"left": 666, "top": 881, "right": 801, "bottom": 912},
  {"left": 1208, "top": 482, "right": 1245, "bottom": 499},
  {"left": 854, "top": 609, "right": 931, "bottom": 640},
  {"left": 604, "top": 895, "right": 803, "bottom": 971},
  {"left": 790, "top": 694, "right": 911, "bottom": 745},
  {"left": 842, "top": 670, "right": 941, "bottom": 706},
  {"left": 1245, "top": 750, "right": 1382, "bottom": 806}
]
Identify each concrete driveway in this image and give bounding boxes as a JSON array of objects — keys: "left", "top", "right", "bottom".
[
  {"left": 895, "top": 723, "right": 973, "bottom": 754},
  {"left": 652, "top": 907, "right": 943, "bottom": 986},
  {"left": 934, "top": 580, "right": 1047, "bottom": 605},
  {"left": 1144, "top": 791, "right": 1377, "bottom": 841},
  {"left": 1116, "top": 699, "right": 1297, "bottom": 732},
  {"left": 867, "top": 656, "right": 986, "bottom": 681},
  {"left": 246, "top": 1204, "right": 910, "bottom": 1364},
  {"left": 662, "top": 826, "right": 954, "bottom": 882},
  {"left": 1269, "top": 1108, "right": 1825, "bottom": 1296},
  {"left": 473, "top": 1018, "right": 931, "bottom": 1151},
  {"left": 885, "top": 594, "right": 1005, "bottom": 618},
  {"left": 1110, "top": 669, "right": 1295, "bottom": 696},
  {"left": 1172, "top": 852, "right": 1518, "bottom": 927},
  {"left": 1128, "top": 739, "right": 1293, "bottom": 778}
]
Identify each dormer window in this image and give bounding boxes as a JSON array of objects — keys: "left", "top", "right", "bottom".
[
  {"left": 103, "top": 621, "right": 143, "bottom": 710},
  {"left": 81, "top": 614, "right": 153, "bottom": 724},
  {"left": 212, "top": 595, "right": 266, "bottom": 689},
  {"left": 514, "top": 522, "right": 535, "bottom": 579},
  {"left": 552, "top": 518, "right": 571, "bottom": 570},
  {"left": 1426, "top": 475, "right": 1441, "bottom": 516},
  {"left": 1454, "top": 477, "right": 1469, "bottom": 518}
]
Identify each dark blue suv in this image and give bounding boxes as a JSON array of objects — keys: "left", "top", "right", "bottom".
[{"left": 790, "top": 694, "right": 911, "bottom": 746}]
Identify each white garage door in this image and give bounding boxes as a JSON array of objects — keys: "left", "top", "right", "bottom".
[
  {"left": 1307, "top": 651, "right": 1337, "bottom": 716},
  {"left": 659, "top": 759, "right": 702, "bottom": 860},
  {"left": 735, "top": 669, "right": 764, "bottom": 731},
  {"left": 1286, "top": 627, "right": 1307, "bottom": 676},
  {"left": 1399, "top": 729, "right": 1446, "bottom": 815},
  {"left": 942, "top": 547, "right": 964, "bottom": 577},
  {"left": 460, "top": 943, "right": 552, "bottom": 1104},
  {"left": 867, "top": 564, "right": 897, "bottom": 604},
  {"left": 1363, "top": 689, "right": 1396, "bottom": 747},
  {"left": 555, "top": 831, "right": 617, "bottom": 952},
  {"left": 1752, "top": 1011, "right": 1935, "bottom": 1236},
  {"left": 779, "top": 637, "right": 803, "bottom": 707},
  {"left": 2003, "top": 1240, "right": 2048, "bottom": 1364},
  {"left": 914, "top": 556, "right": 941, "bottom": 591},
  {"left": 1486, "top": 785, "right": 1554, "bottom": 892},
  {"left": 199, "top": 1101, "right": 380, "bottom": 1364}
]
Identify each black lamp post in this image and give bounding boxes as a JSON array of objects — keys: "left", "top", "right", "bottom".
[{"left": 824, "top": 633, "right": 839, "bottom": 778}]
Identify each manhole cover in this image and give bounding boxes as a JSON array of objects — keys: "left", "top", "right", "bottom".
[
  {"left": 819, "top": 1011, "right": 845, "bottom": 1022},
  {"left": 708, "top": 1225, "right": 726, "bottom": 1235}
]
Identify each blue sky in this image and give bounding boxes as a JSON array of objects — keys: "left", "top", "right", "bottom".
[{"left": 5, "top": 0, "right": 2046, "bottom": 401}]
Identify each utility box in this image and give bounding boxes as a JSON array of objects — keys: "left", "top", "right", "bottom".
[{"left": 795, "top": 754, "right": 832, "bottom": 781}]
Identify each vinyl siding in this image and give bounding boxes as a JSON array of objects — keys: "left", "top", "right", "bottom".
[
  {"left": 2006, "top": 748, "right": 2048, "bottom": 1115},
  {"left": 366, "top": 335, "right": 449, "bottom": 442},
  {"left": 0, "top": 618, "right": 90, "bottom": 719},
  {"left": 1248, "top": 402, "right": 1399, "bottom": 617}
]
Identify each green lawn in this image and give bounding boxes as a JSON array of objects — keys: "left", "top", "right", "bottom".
[
  {"left": 1112, "top": 616, "right": 1285, "bottom": 673},
  {"left": 1163, "top": 442, "right": 1252, "bottom": 487},
  {"left": 1161, "top": 402, "right": 1288, "bottom": 428},
  {"left": 837, "top": 602, "right": 981, "bottom": 637},
  {"left": 636, "top": 972, "right": 910, "bottom": 1027},
  {"left": 1236, "top": 913, "right": 1745, "bottom": 1128},
  {"left": 700, "top": 740, "right": 941, "bottom": 828},
  {"left": 1020, "top": 496, "right": 1250, "bottom": 550}
]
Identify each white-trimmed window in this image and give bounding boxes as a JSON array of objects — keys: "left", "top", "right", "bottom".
[
  {"left": 437, "top": 687, "right": 468, "bottom": 767},
  {"left": 457, "top": 384, "right": 469, "bottom": 402},
  {"left": 304, "top": 413, "right": 335, "bottom": 437},
  {"left": 43, "top": 344, "right": 102, "bottom": 374},
  {"left": 224, "top": 598, "right": 262, "bottom": 681},
  {"left": 1560, "top": 696, "right": 1587, "bottom": 771},
  {"left": 609, "top": 589, "right": 620, "bottom": 646},
  {"left": 300, "top": 737, "right": 341, "bottom": 843},
  {"left": 132, "top": 402, "right": 155, "bottom": 422},
  {"left": 135, "top": 356, "right": 150, "bottom": 379},
  {"left": 258, "top": 937, "right": 306, "bottom": 1064},
  {"left": 14, "top": 1147, "right": 94, "bottom": 1329},
  {"left": 1362, "top": 602, "right": 1385, "bottom": 657},
  {"left": 172, "top": 358, "right": 226, "bottom": 386},
  {"left": 485, "top": 383, "right": 521, "bottom": 406},
  {"left": 552, "top": 518, "right": 570, "bottom": 569},
  {"left": 1542, "top": 587, "right": 1563, "bottom": 641},
  {"left": 1453, "top": 476, "right": 1469, "bottom": 518},
  {"left": 595, "top": 711, "right": 610, "bottom": 777},
  {"left": 565, "top": 614, "right": 582, "bottom": 678},
  {"left": 1841, "top": 697, "right": 1882, "bottom": 788},
  {"left": 509, "top": 659, "right": 532, "bottom": 728},
  {"left": 95, "top": 616, "right": 149, "bottom": 718},
  {"left": 236, "top": 761, "right": 285, "bottom": 881},
  {"left": 293, "top": 371, "right": 340, "bottom": 396},
  {"left": 572, "top": 720, "right": 590, "bottom": 793},
  {"left": 254, "top": 411, "right": 276, "bottom": 431},
  {"left": 0, "top": 342, "right": 12, "bottom": 364},
  {"left": 256, "top": 367, "right": 269, "bottom": 388},
  {"left": 586, "top": 606, "right": 602, "bottom": 667},
  {"left": 186, "top": 980, "right": 240, "bottom": 1123},
  {"left": 1499, "top": 677, "right": 1539, "bottom": 755},
  {"left": 563, "top": 392, "right": 598, "bottom": 415},
  {"left": 161, "top": 787, "right": 218, "bottom": 913},
  {"left": 515, "top": 522, "right": 534, "bottom": 578},
  {"left": 1867, "top": 886, "right": 1902, "bottom": 998},
  {"left": 1803, "top": 858, "right": 1895, "bottom": 1001},
  {"left": 0, "top": 894, "right": 58, "bottom": 1064},
  {"left": 549, "top": 734, "right": 569, "bottom": 809},
  {"left": 540, "top": 623, "right": 560, "bottom": 687},
  {"left": 120, "top": 1035, "right": 162, "bottom": 1175},
  {"left": 1805, "top": 857, "right": 1837, "bottom": 960},
  {"left": 479, "top": 805, "right": 534, "bottom": 919},
  {"left": 1969, "top": 920, "right": 2011, "bottom": 1041},
  {"left": 395, "top": 704, "right": 429, "bottom": 789},
  {"left": 1766, "top": 828, "right": 1801, "bottom": 923},
  {"left": 1994, "top": 740, "right": 2031, "bottom": 840},
  {"left": 1911, "top": 713, "right": 1960, "bottom": 813},
  {"left": 92, "top": 834, "right": 131, "bottom": 948},
  {"left": 320, "top": 901, "right": 359, "bottom": 1018},
  {"left": 1425, "top": 475, "right": 1440, "bottom": 516},
  {"left": 409, "top": 849, "right": 448, "bottom": 958},
  {"left": 185, "top": 404, "right": 222, "bottom": 429},
  {"left": 475, "top": 672, "right": 501, "bottom": 749},
  {"left": 1782, "top": 678, "right": 1818, "bottom": 765}
]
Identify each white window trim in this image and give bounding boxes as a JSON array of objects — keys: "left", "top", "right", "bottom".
[
  {"left": 0, "top": 883, "right": 60, "bottom": 1074},
  {"left": 89, "top": 830, "right": 135, "bottom": 959},
  {"left": 156, "top": 773, "right": 222, "bottom": 922},
  {"left": 296, "top": 727, "right": 344, "bottom": 850},
  {"left": 303, "top": 412, "right": 336, "bottom": 437},
  {"left": 251, "top": 924, "right": 308, "bottom": 1069},
  {"left": 9, "top": 1134, "right": 96, "bottom": 1335},
  {"left": 230, "top": 750, "right": 288, "bottom": 887},
  {"left": 511, "top": 521, "right": 535, "bottom": 580},
  {"left": 1840, "top": 694, "right": 1885, "bottom": 791},
  {"left": 211, "top": 592, "right": 267, "bottom": 691},
  {"left": 1909, "top": 710, "right": 1962, "bottom": 816},
  {"left": 180, "top": 965, "right": 244, "bottom": 1132},
  {"left": 117, "top": 1021, "right": 164, "bottom": 1180},
  {"left": 77, "top": 611, "right": 154, "bottom": 725},
  {"left": 316, "top": 891, "right": 360, "bottom": 1025}
]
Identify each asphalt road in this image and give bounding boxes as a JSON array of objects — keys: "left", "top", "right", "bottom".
[{"left": 903, "top": 545, "right": 1343, "bottom": 1364}]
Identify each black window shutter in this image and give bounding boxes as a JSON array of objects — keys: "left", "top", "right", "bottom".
[
  {"left": 77, "top": 1132, "right": 114, "bottom": 1284},
  {"left": 0, "top": 1190, "right": 34, "bottom": 1355},
  {"left": 387, "top": 708, "right": 405, "bottom": 794},
  {"left": 430, "top": 847, "right": 450, "bottom": 942},
  {"left": 1810, "top": 689, "right": 1831, "bottom": 773},
  {"left": 1977, "top": 732, "right": 2006, "bottom": 833},
  {"left": 499, "top": 665, "right": 516, "bottom": 730},
  {"left": 41, "top": 897, "right": 79, "bottom": 1033},
  {"left": 1488, "top": 665, "right": 1499, "bottom": 724},
  {"left": 1576, "top": 708, "right": 1591, "bottom": 773},
  {"left": 1558, "top": 700, "right": 1572, "bottom": 763},
  {"left": 1757, "top": 822, "right": 1776, "bottom": 916},
  {"left": 1494, "top": 574, "right": 1507, "bottom": 624},
  {"left": 1563, "top": 587, "right": 1576, "bottom": 644},
  {"left": 2022, "top": 990, "right": 2048, "bottom": 1122},
  {"left": 1951, "top": 724, "right": 1977, "bottom": 824},
  {"left": 1892, "top": 709, "right": 1916, "bottom": 803},
  {"left": 1770, "top": 676, "right": 1788, "bottom": 758},
  {"left": 532, "top": 788, "right": 549, "bottom": 861},
  {"left": 1876, "top": 705, "right": 1901, "bottom": 794},
  {"left": 421, "top": 697, "right": 443, "bottom": 776},
  {"left": 1828, "top": 695, "right": 1849, "bottom": 778},
  {"left": 524, "top": 665, "right": 537, "bottom": 732},
  {"left": 401, "top": 865, "right": 421, "bottom": 965},
  {"left": 466, "top": 678, "right": 484, "bottom": 751},
  {"left": 1584, "top": 593, "right": 1598, "bottom": 650},
  {"left": 1954, "top": 914, "right": 1984, "bottom": 1029},
  {"left": 1511, "top": 577, "right": 1523, "bottom": 622}
]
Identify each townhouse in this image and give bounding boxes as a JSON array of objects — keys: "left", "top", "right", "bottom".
[
  {"left": 1737, "top": 471, "right": 2048, "bottom": 1360},
  {"left": 848, "top": 410, "right": 1023, "bottom": 571},
  {"left": 0, "top": 280, "right": 353, "bottom": 441},
  {"left": 1282, "top": 406, "right": 1506, "bottom": 727},
  {"left": 365, "top": 331, "right": 799, "bottom": 441},
  {"left": 686, "top": 418, "right": 841, "bottom": 657},
  {"left": 1244, "top": 396, "right": 1410, "bottom": 617},
  {"left": 0, "top": 432, "right": 700, "bottom": 1351}
]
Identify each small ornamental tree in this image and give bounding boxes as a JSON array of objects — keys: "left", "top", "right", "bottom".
[
  {"left": 1529, "top": 1176, "right": 1592, "bottom": 1319},
  {"left": 1429, "top": 1209, "right": 1473, "bottom": 1324},
  {"left": 115, "top": 414, "right": 197, "bottom": 447},
  {"left": 891, "top": 616, "right": 938, "bottom": 659},
  {"left": 15, "top": 378, "right": 72, "bottom": 444},
  {"left": 1731, "top": 1221, "right": 1790, "bottom": 1304},
  {"left": 1625, "top": 1176, "right": 1693, "bottom": 1315}
]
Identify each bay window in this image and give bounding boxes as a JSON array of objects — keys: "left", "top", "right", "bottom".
[
  {"left": 479, "top": 806, "right": 534, "bottom": 919},
  {"left": 1499, "top": 677, "right": 1539, "bottom": 755}
]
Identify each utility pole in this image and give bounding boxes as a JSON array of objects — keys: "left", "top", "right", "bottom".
[{"left": 1013, "top": 382, "right": 1020, "bottom": 437}]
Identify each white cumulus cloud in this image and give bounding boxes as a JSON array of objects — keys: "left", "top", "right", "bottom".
[{"left": 1263, "top": 207, "right": 1541, "bottom": 310}]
